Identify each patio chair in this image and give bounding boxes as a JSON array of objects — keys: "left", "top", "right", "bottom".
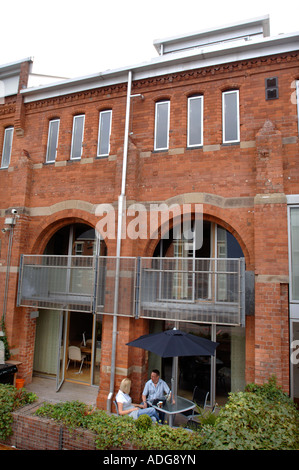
[
  {"left": 113, "top": 400, "right": 119, "bottom": 415},
  {"left": 67, "top": 346, "right": 86, "bottom": 374},
  {"left": 185, "top": 387, "right": 211, "bottom": 429}
]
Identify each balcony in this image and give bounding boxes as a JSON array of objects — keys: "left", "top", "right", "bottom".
[
  {"left": 17, "top": 255, "right": 245, "bottom": 326},
  {"left": 17, "top": 255, "right": 96, "bottom": 313}
]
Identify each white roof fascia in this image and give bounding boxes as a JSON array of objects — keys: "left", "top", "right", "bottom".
[
  {"left": 153, "top": 15, "right": 270, "bottom": 55},
  {"left": 21, "top": 31, "right": 299, "bottom": 103}
]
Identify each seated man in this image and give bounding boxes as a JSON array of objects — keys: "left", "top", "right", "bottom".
[{"left": 142, "top": 369, "right": 171, "bottom": 423}]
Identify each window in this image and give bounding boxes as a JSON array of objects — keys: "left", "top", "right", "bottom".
[
  {"left": 188, "top": 95, "right": 203, "bottom": 147},
  {"left": 71, "top": 114, "right": 85, "bottom": 160},
  {"left": 97, "top": 110, "right": 112, "bottom": 157},
  {"left": 289, "top": 206, "right": 299, "bottom": 301},
  {"left": 265, "top": 77, "right": 278, "bottom": 100},
  {"left": 46, "top": 119, "right": 60, "bottom": 163},
  {"left": 154, "top": 100, "right": 170, "bottom": 151},
  {"left": 297, "top": 80, "right": 299, "bottom": 135},
  {"left": 222, "top": 90, "right": 240, "bottom": 143},
  {"left": 1, "top": 126, "right": 13, "bottom": 168}
]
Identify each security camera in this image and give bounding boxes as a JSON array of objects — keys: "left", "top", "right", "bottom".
[
  {"left": 11, "top": 209, "right": 18, "bottom": 215},
  {"left": 1, "top": 228, "right": 8, "bottom": 233}
]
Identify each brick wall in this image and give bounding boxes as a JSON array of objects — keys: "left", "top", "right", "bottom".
[{"left": 1, "top": 49, "right": 298, "bottom": 402}]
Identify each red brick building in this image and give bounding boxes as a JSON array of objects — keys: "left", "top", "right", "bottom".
[{"left": 1, "top": 16, "right": 299, "bottom": 409}]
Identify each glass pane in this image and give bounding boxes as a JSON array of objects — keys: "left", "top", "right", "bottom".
[
  {"left": 155, "top": 101, "right": 169, "bottom": 150},
  {"left": 1, "top": 127, "right": 13, "bottom": 168},
  {"left": 291, "top": 321, "right": 299, "bottom": 403},
  {"left": 71, "top": 115, "right": 84, "bottom": 159},
  {"left": 290, "top": 208, "right": 299, "bottom": 300},
  {"left": 92, "top": 314, "right": 102, "bottom": 386},
  {"left": 188, "top": 97, "right": 202, "bottom": 146},
  {"left": 98, "top": 111, "right": 111, "bottom": 156},
  {"left": 56, "top": 311, "right": 67, "bottom": 391},
  {"left": 216, "top": 325, "right": 245, "bottom": 404},
  {"left": 46, "top": 120, "right": 59, "bottom": 163},
  {"left": 223, "top": 91, "right": 239, "bottom": 142}
]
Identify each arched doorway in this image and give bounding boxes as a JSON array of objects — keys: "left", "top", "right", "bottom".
[
  {"left": 33, "top": 223, "right": 106, "bottom": 389},
  {"left": 148, "top": 220, "right": 246, "bottom": 406}
]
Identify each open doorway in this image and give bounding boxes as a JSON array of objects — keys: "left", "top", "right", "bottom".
[
  {"left": 34, "top": 310, "right": 102, "bottom": 388},
  {"left": 33, "top": 222, "right": 105, "bottom": 391},
  {"left": 65, "top": 312, "right": 93, "bottom": 384}
]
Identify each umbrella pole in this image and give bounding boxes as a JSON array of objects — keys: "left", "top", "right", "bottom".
[{"left": 171, "top": 356, "right": 178, "bottom": 402}]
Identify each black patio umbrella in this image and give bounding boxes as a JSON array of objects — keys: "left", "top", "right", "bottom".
[
  {"left": 126, "top": 328, "right": 218, "bottom": 358},
  {"left": 126, "top": 328, "right": 219, "bottom": 400}
]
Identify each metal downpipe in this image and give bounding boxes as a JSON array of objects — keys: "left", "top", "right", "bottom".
[{"left": 107, "top": 71, "right": 132, "bottom": 412}]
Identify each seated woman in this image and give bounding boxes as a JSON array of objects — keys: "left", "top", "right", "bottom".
[{"left": 116, "top": 378, "right": 159, "bottom": 423}]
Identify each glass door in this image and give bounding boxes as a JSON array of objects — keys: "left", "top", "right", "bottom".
[
  {"left": 56, "top": 311, "right": 68, "bottom": 391},
  {"left": 291, "top": 320, "right": 299, "bottom": 405}
]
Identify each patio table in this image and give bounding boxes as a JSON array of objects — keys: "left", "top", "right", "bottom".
[{"left": 149, "top": 395, "right": 195, "bottom": 427}]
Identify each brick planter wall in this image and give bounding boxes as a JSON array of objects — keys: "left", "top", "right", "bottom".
[{"left": 0, "top": 401, "right": 98, "bottom": 450}]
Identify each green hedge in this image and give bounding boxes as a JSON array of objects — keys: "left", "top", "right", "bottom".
[
  {"left": 0, "top": 384, "right": 37, "bottom": 441},
  {"left": 200, "top": 377, "right": 299, "bottom": 450},
  {"left": 1, "top": 377, "right": 298, "bottom": 450}
]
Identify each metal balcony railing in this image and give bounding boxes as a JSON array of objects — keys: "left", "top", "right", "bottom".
[
  {"left": 136, "top": 257, "right": 245, "bottom": 326},
  {"left": 17, "top": 255, "right": 96, "bottom": 313},
  {"left": 17, "top": 255, "right": 245, "bottom": 325}
]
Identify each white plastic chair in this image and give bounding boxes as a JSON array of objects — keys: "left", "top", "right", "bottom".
[{"left": 67, "top": 346, "right": 86, "bottom": 374}]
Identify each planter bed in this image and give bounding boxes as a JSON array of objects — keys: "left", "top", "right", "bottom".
[{"left": 0, "top": 400, "right": 98, "bottom": 450}]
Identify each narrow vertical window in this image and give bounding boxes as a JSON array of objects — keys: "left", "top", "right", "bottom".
[
  {"left": 1, "top": 126, "right": 14, "bottom": 168},
  {"left": 290, "top": 207, "right": 299, "bottom": 301},
  {"left": 46, "top": 119, "right": 60, "bottom": 163},
  {"left": 188, "top": 95, "right": 203, "bottom": 147},
  {"left": 97, "top": 110, "right": 112, "bottom": 157},
  {"left": 154, "top": 100, "right": 170, "bottom": 151},
  {"left": 71, "top": 114, "right": 85, "bottom": 160},
  {"left": 296, "top": 80, "right": 299, "bottom": 135},
  {"left": 222, "top": 90, "right": 240, "bottom": 143}
]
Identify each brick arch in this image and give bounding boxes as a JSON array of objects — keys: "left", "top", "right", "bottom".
[
  {"left": 29, "top": 209, "right": 100, "bottom": 254},
  {"left": 141, "top": 202, "right": 253, "bottom": 269}
]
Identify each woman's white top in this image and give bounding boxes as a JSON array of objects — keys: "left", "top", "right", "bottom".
[{"left": 116, "top": 390, "right": 138, "bottom": 419}]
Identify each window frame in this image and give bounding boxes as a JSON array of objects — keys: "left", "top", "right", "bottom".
[
  {"left": 154, "top": 100, "right": 170, "bottom": 151},
  {"left": 46, "top": 118, "right": 60, "bottom": 164},
  {"left": 222, "top": 90, "right": 240, "bottom": 144},
  {"left": 296, "top": 80, "right": 299, "bottom": 135},
  {"left": 187, "top": 95, "right": 204, "bottom": 148},
  {"left": 97, "top": 109, "right": 112, "bottom": 157},
  {"left": 70, "top": 114, "right": 85, "bottom": 160},
  {"left": 1, "top": 126, "right": 14, "bottom": 169},
  {"left": 288, "top": 204, "right": 299, "bottom": 303}
]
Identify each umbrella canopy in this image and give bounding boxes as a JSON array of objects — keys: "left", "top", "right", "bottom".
[{"left": 126, "top": 328, "right": 218, "bottom": 358}]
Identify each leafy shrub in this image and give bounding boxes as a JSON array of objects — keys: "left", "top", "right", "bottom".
[
  {"left": 201, "top": 377, "right": 299, "bottom": 450},
  {"left": 135, "top": 413, "right": 152, "bottom": 431},
  {"left": 35, "top": 400, "right": 203, "bottom": 450},
  {"left": 136, "top": 423, "right": 203, "bottom": 450},
  {"left": 0, "top": 384, "right": 37, "bottom": 440},
  {"left": 35, "top": 400, "right": 93, "bottom": 430}
]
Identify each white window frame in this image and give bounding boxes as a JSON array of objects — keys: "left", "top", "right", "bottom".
[
  {"left": 97, "top": 110, "right": 112, "bottom": 157},
  {"left": 46, "top": 119, "right": 60, "bottom": 163},
  {"left": 70, "top": 114, "right": 85, "bottom": 160},
  {"left": 222, "top": 90, "right": 240, "bottom": 144},
  {"left": 1, "top": 126, "right": 14, "bottom": 169},
  {"left": 187, "top": 95, "right": 203, "bottom": 147},
  {"left": 154, "top": 100, "right": 170, "bottom": 151}
]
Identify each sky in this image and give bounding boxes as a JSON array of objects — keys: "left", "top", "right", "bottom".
[{"left": 0, "top": 0, "right": 298, "bottom": 79}]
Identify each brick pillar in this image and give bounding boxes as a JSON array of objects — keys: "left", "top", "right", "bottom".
[{"left": 253, "top": 120, "right": 289, "bottom": 392}]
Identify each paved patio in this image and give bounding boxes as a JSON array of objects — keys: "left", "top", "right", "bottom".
[{"left": 25, "top": 376, "right": 99, "bottom": 406}]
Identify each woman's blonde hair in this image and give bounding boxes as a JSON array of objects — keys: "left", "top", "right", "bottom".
[{"left": 119, "top": 378, "right": 131, "bottom": 394}]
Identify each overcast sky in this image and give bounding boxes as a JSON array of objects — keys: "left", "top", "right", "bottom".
[{"left": 0, "top": 0, "right": 298, "bottom": 79}]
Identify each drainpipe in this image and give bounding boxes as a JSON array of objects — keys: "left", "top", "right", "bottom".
[
  {"left": 107, "top": 70, "right": 132, "bottom": 412},
  {"left": 2, "top": 216, "right": 17, "bottom": 322}
]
